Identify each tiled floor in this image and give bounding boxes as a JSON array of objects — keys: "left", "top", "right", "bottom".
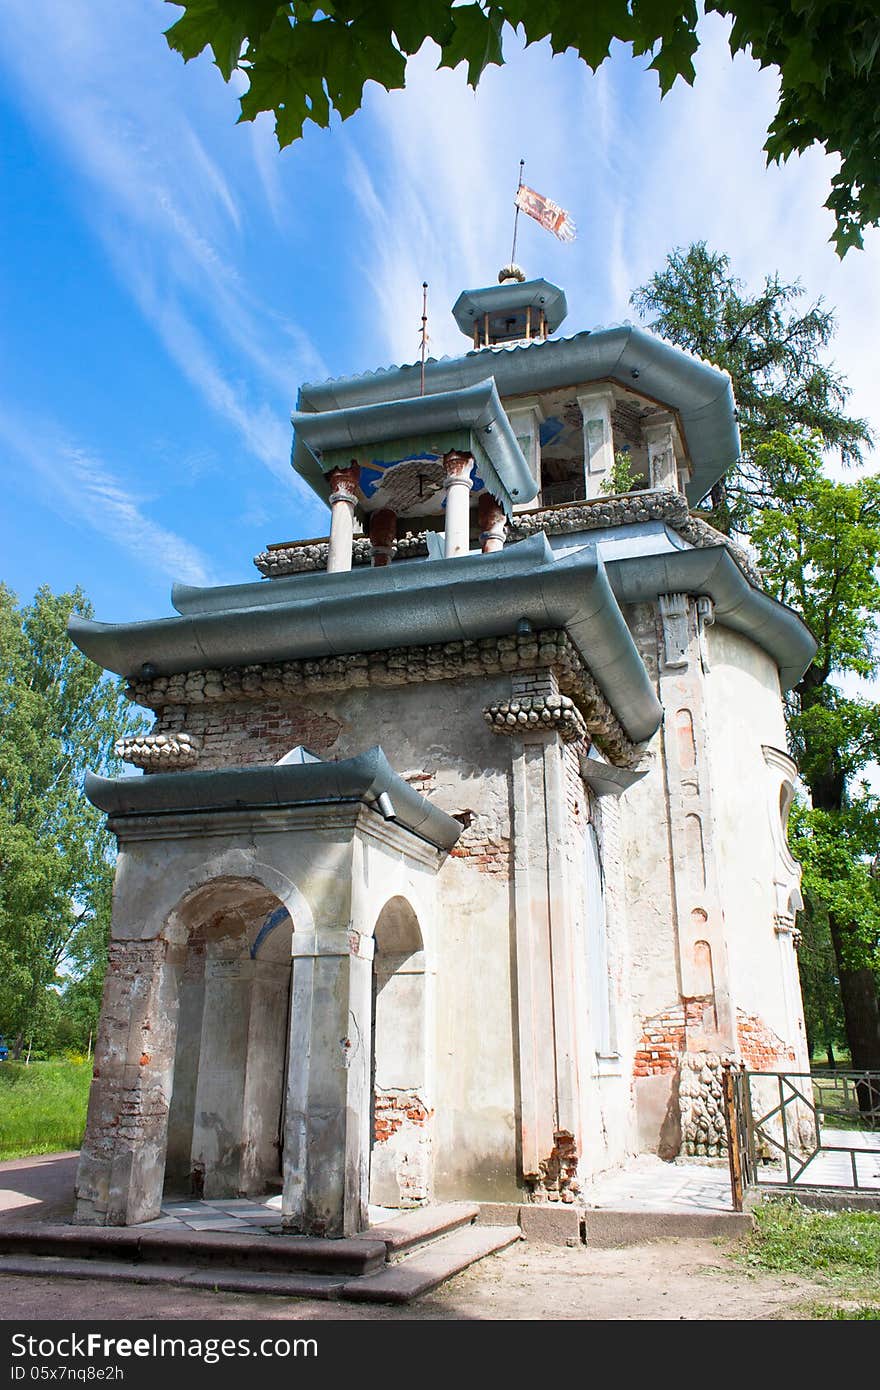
[
  {"left": 138, "top": 1195, "right": 286, "bottom": 1233},
  {"left": 136, "top": 1197, "right": 405, "bottom": 1234},
  {"left": 582, "top": 1156, "right": 733, "bottom": 1213}
]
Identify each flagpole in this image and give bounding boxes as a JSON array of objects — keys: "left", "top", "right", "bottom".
[{"left": 510, "top": 158, "right": 525, "bottom": 265}]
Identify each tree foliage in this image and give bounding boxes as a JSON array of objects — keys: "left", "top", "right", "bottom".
[
  {"left": 0, "top": 585, "right": 145, "bottom": 1056},
  {"left": 631, "top": 243, "right": 872, "bottom": 523},
  {"left": 163, "top": 2, "right": 880, "bottom": 255}
]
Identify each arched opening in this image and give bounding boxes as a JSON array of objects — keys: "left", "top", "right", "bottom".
[
  {"left": 369, "top": 896, "right": 431, "bottom": 1209},
  {"left": 163, "top": 877, "right": 294, "bottom": 1200}
]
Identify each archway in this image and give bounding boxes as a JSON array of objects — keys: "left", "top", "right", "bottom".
[
  {"left": 163, "top": 877, "right": 294, "bottom": 1200},
  {"left": 369, "top": 896, "right": 431, "bottom": 1208}
]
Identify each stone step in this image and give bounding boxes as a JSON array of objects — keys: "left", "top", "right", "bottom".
[
  {"left": 581, "top": 1208, "right": 753, "bottom": 1247},
  {"left": 340, "top": 1224, "right": 522, "bottom": 1303},
  {"left": 0, "top": 1223, "right": 387, "bottom": 1278},
  {"left": 0, "top": 1254, "right": 346, "bottom": 1299},
  {"left": 369, "top": 1202, "right": 480, "bottom": 1259}
]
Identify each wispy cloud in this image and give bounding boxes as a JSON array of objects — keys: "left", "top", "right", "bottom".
[
  {"left": 0, "top": 409, "right": 212, "bottom": 585},
  {"left": 3, "top": 0, "right": 326, "bottom": 480}
]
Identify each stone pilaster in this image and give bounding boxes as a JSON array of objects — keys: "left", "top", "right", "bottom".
[
  {"left": 505, "top": 396, "right": 545, "bottom": 505},
  {"left": 578, "top": 386, "right": 616, "bottom": 499},
  {"left": 643, "top": 414, "right": 680, "bottom": 492},
  {"left": 489, "top": 668, "right": 583, "bottom": 1201},
  {"left": 657, "top": 593, "right": 735, "bottom": 1053}
]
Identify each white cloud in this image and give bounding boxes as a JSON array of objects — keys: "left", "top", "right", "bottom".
[
  {"left": 0, "top": 410, "right": 212, "bottom": 586},
  {"left": 3, "top": 0, "right": 326, "bottom": 475}
]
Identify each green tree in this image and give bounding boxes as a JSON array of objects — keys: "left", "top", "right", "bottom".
[
  {"left": 0, "top": 585, "right": 144, "bottom": 1058},
  {"left": 164, "top": 2, "right": 880, "bottom": 254},
  {"left": 631, "top": 242, "right": 872, "bottom": 525},
  {"left": 750, "top": 433, "right": 880, "bottom": 1081}
]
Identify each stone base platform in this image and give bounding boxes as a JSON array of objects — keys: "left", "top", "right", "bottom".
[{"left": 0, "top": 1204, "right": 522, "bottom": 1305}]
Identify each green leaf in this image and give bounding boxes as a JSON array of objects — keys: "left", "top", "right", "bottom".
[{"left": 437, "top": 4, "right": 504, "bottom": 88}]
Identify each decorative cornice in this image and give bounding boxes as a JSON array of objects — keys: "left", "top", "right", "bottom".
[
  {"left": 254, "top": 533, "right": 429, "bottom": 576},
  {"left": 126, "top": 628, "right": 641, "bottom": 768},
  {"left": 483, "top": 694, "right": 588, "bottom": 743},
  {"left": 115, "top": 732, "right": 201, "bottom": 771},
  {"left": 508, "top": 490, "right": 762, "bottom": 586}
]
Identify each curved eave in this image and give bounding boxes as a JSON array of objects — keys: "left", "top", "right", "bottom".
[
  {"left": 291, "top": 378, "right": 537, "bottom": 509},
  {"left": 84, "top": 747, "right": 462, "bottom": 852},
  {"left": 295, "top": 325, "right": 739, "bottom": 506},
  {"left": 70, "top": 534, "right": 662, "bottom": 747},
  {"left": 606, "top": 545, "right": 816, "bottom": 690},
  {"left": 451, "top": 278, "right": 568, "bottom": 336}
]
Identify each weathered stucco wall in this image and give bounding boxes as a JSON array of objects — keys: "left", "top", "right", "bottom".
[{"left": 703, "top": 624, "right": 808, "bottom": 1067}]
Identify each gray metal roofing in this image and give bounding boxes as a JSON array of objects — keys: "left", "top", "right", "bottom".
[
  {"left": 451, "top": 278, "right": 569, "bottom": 336},
  {"left": 294, "top": 324, "right": 740, "bottom": 507},
  {"left": 69, "top": 534, "right": 663, "bottom": 747},
  {"left": 604, "top": 546, "right": 816, "bottom": 691},
  {"left": 83, "top": 746, "right": 462, "bottom": 852},
  {"left": 291, "top": 378, "right": 537, "bottom": 510}
]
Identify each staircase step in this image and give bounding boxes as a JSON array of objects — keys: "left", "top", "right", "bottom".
[
  {"left": 341, "top": 1224, "right": 522, "bottom": 1303},
  {"left": 0, "top": 1223, "right": 386, "bottom": 1278},
  {"left": 369, "top": 1202, "right": 480, "bottom": 1258},
  {"left": 0, "top": 1254, "right": 346, "bottom": 1299}
]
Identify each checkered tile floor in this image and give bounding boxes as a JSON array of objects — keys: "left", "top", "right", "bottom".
[{"left": 135, "top": 1196, "right": 404, "bottom": 1233}]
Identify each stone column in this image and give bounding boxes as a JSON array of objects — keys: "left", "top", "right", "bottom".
[
  {"left": 442, "top": 451, "right": 474, "bottom": 558},
  {"left": 75, "top": 937, "right": 183, "bottom": 1226},
  {"left": 282, "top": 927, "right": 374, "bottom": 1237},
  {"left": 578, "top": 386, "right": 615, "bottom": 500},
  {"left": 369, "top": 507, "right": 397, "bottom": 567},
  {"left": 478, "top": 492, "right": 507, "bottom": 554},
  {"left": 644, "top": 414, "right": 680, "bottom": 492},
  {"left": 326, "top": 463, "right": 360, "bottom": 573}
]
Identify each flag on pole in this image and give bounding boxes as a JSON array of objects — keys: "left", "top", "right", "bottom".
[{"left": 514, "top": 183, "right": 576, "bottom": 242}]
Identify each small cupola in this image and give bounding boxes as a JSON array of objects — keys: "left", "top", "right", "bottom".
[{"left": 452, "top": 267, "right": 568, "bottom": 349}]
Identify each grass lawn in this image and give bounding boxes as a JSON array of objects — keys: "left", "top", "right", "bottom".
[
  {"left": 743, "top": 1199, "right": 880, "bottom": 1319},
  {"left": 0, "top": 1058, "right": 92, "bottom": 1161}
]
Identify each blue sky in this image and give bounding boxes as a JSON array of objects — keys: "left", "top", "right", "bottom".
[{"left": 2, "top": 2, "right": 879, "bottom": 627}]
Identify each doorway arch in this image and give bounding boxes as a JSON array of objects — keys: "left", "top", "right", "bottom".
[
  {"left": 163, "top": 876, "right": 294, "bottom": 1199},
  {"left": 370, "top": 896, "right": 432, "bottom": 1208}
]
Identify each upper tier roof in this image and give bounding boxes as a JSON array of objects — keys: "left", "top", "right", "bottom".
[
  {"left": 451, "top": 277, "right": 568, "bottom": 338},
  {"left": 293, "top": 325, "right": 740, "bottom": 508}
]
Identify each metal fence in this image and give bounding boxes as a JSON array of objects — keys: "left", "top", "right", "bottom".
[{"left": 722, "top": 1066, "right": 880, "bottom": 1211}]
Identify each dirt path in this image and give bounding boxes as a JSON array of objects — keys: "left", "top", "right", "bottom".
[{"left": 0, "top": 1238, "right": 828, "bottom": 1321}]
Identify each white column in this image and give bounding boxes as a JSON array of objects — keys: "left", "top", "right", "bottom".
[
  {"left": 442, "top": 451, "right": 474, "bottom": 558},
  {"left": 326, "top": 464, "right": 360, "bottom": 573},
  {"left": 643, "top": 413, "right": 681, "bottom": 492},
  {"left": 577, "top": 386, "right": 616, "bottom": 499}
]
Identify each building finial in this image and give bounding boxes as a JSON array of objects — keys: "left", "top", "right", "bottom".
[{"left": 498, "top": 263, "right": 526, "bottom": 284}]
